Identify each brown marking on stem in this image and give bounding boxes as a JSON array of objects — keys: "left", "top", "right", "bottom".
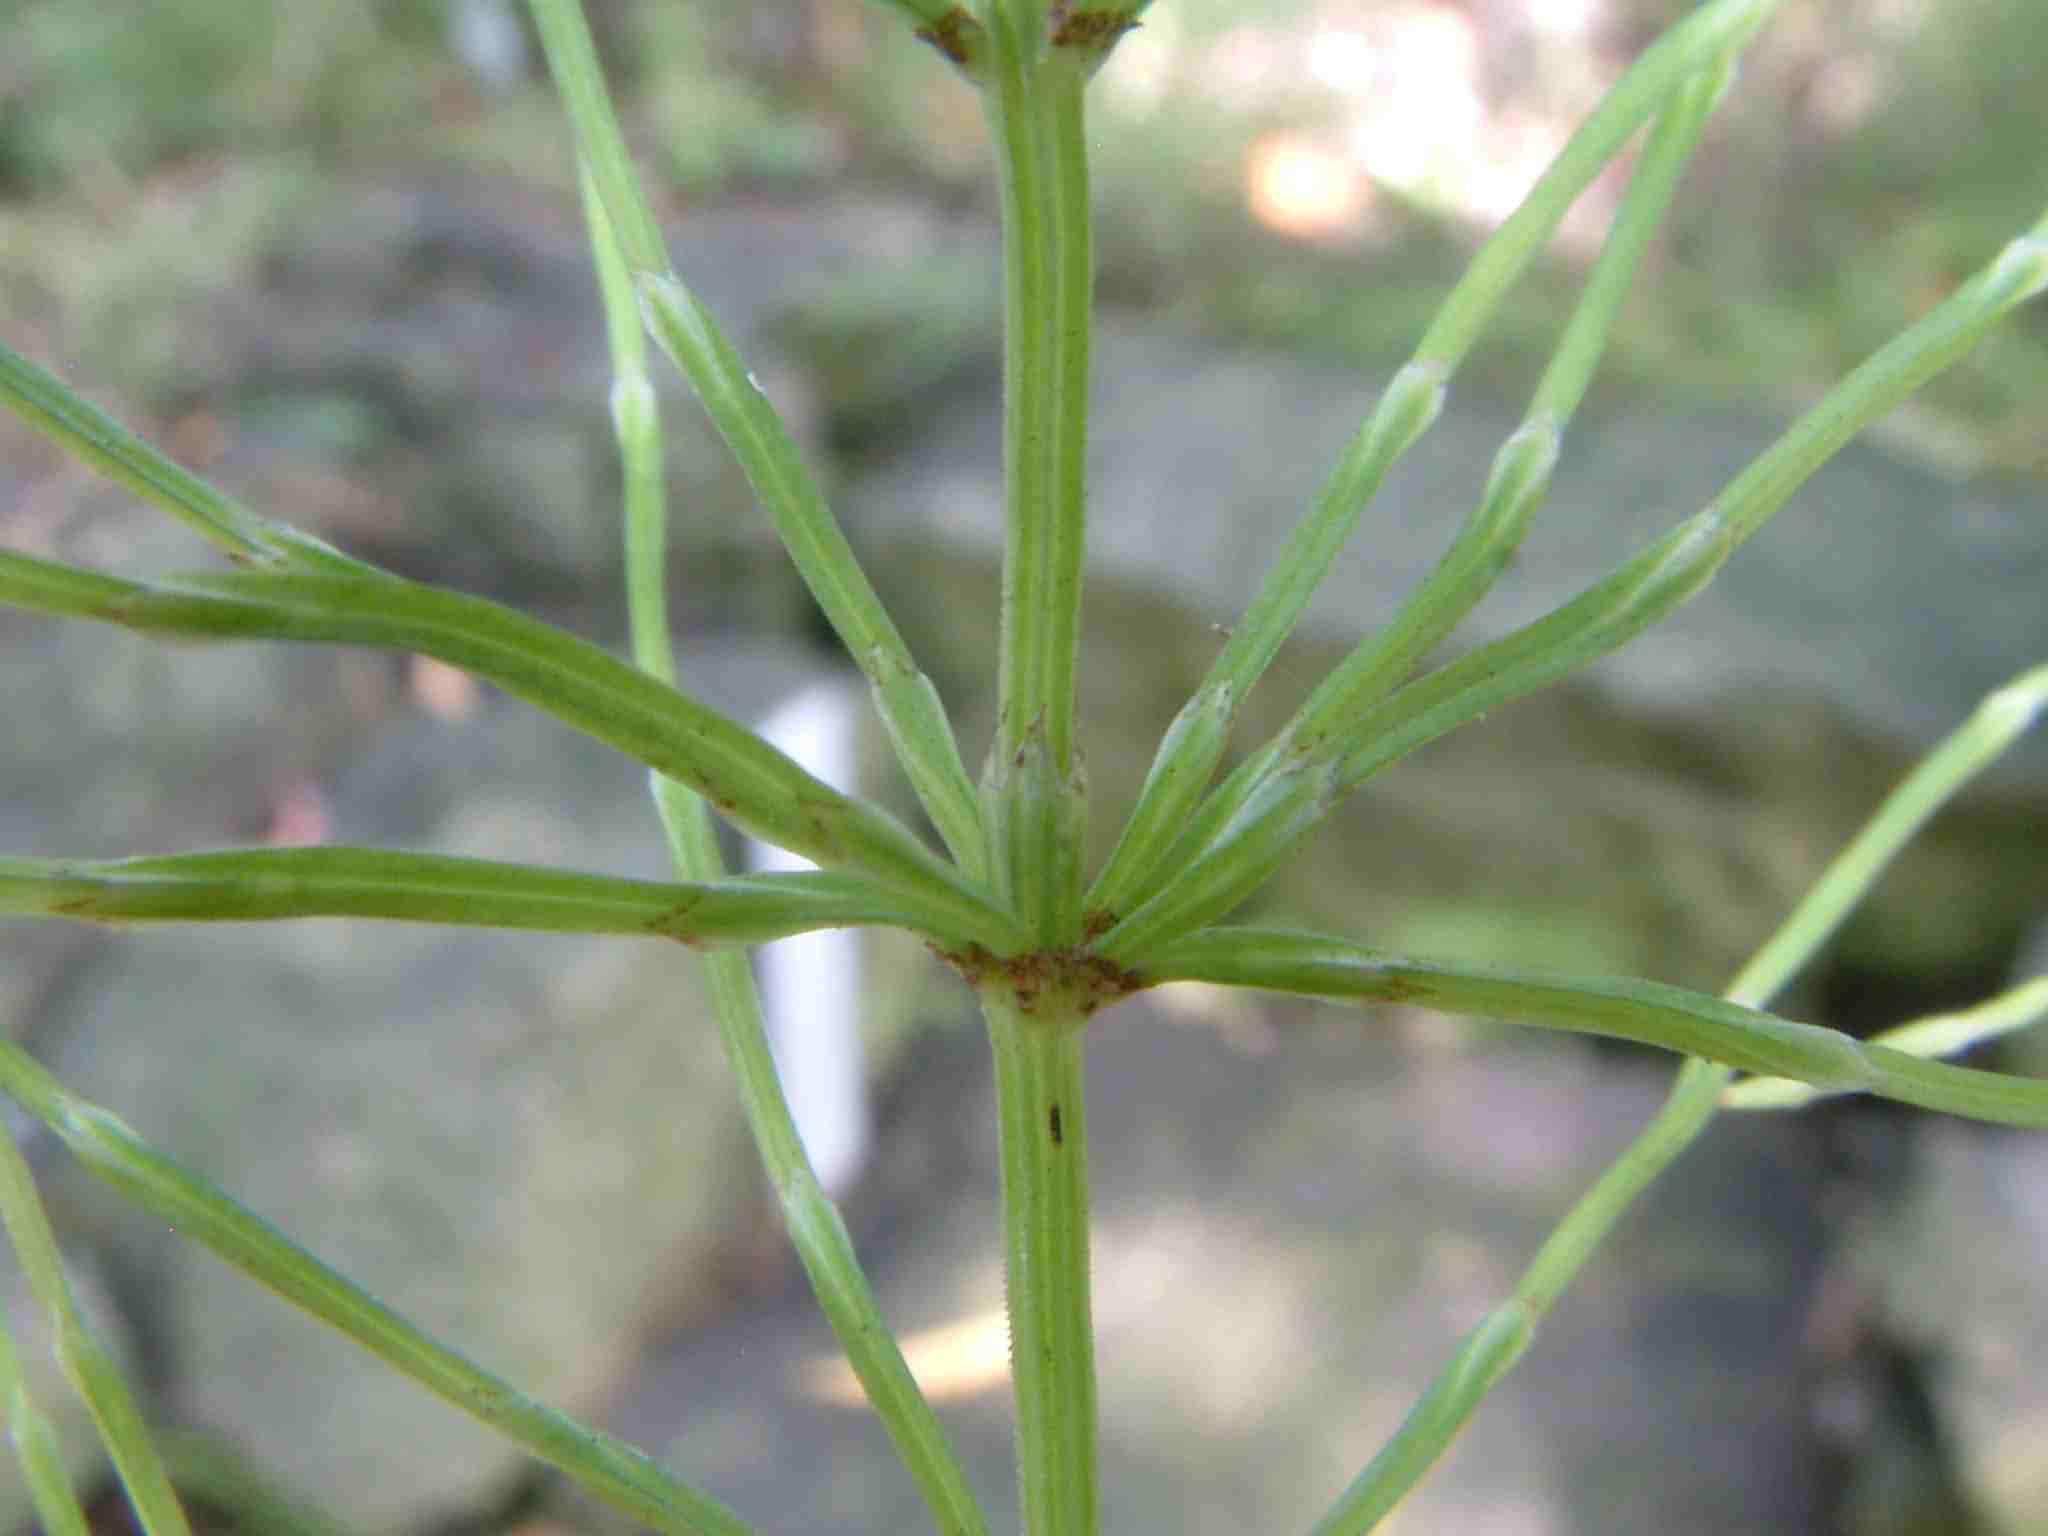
[
  {"left": 1049, "top": 8, "right": 1136, "bottom": 51},
  {"left": 1048, "top": 1103, "right": 1063, "bottom": 1145},
  {"left": 916, "top": 8, "right": 980, "bottom": 69},
  {"left": 1368, "top": 974, "right": 1428, "bottom": 1006},
  {"left": 932, "top": 938, "right": 1148, "bottom": 1019}
]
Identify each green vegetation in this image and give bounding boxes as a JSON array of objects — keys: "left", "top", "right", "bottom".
[{"left": 0, "top": 1, "right": 2044, "bottom": 1533}]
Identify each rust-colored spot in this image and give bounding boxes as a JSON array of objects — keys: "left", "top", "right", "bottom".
[
  {"left": 647, "top": 909, "right": 707, "bottom": 948},
  {"left": 935, "top": 940, "right": 1000, "bottom": 987},
  {"left": 1080, "top": 907, "right": 1116, "bottom": 943},
  {"left": 916, "top": 8, "right": 978, "bottom": 67},
  {"left": 1050, "top": 8, "right": 1135, "bottom": 51},
  {"left": 1373, "top": 975, "right": 1427, "bottom": 1005},
  {"left": 1048, "top": 1103, "right": 1063, "bottom": 1145},
  {"left": 934, "top": 937, "right": 1151, "bottom": 1020}
]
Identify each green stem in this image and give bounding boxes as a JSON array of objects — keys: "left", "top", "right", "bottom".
[
  {"left": 1040, "top": 57, "right": 1093, "bottom": 782},
  {"left": 0, "top": 550, "right": 1026, "bottom": 954},
  {"left": 533, "top": 0, "right": 987, "bottom": 879},
  {"left": 1289, "top": 52, "right": 1734, "bottom": 764},
  {"left": 0, "top": 1304, "right": 94, "bottom": 1536},
  {"left": 0, "top": 1111, "right": 191, "bottom": 1536},
  {"left": 1726, "top": 975, "right": 2048, "bottom": 1111},
  {"left": 984, "top": 4, "right": 1056, "bottom": 769},
  {"left": 0, "top": 849, "right": 959, "bottom": 946},
  {"left": 1143, "top": 928, "right": 2048, "bottom": 1125},
  {"left": 1118, "top": 48, "right": 1738, "bottom": 925},
  {"left": 580, "top": 135, "right": 991, "bottom": 1536},
  {"left": 0, "top": 341, "right": 367, "bottom": 575},
  {"left": 983, "top": 990, "right": 1097, "bottom": 1536},
  {"left": 1097, "top": 208, "right": 2048, "bottom": 963},
  {"left": 1722, "top": 659, "right": 2048, "bottom": 1012},
  {"left": 0, "top": 1045, "right": 751, "bottom": 1536},
  {"left": 1303, "top": 657, "right": 2048, "bottom": 1530},
  {"left": 1092, "top": 0, "right": 1783, "bottom": 915}
]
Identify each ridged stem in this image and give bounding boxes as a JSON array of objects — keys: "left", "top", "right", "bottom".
[{"left": 983, "top": 990, "right": 1097, "bottom": 1536}]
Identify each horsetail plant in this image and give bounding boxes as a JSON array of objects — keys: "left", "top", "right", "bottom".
[{"left": 1, "top": 0, "right": 2045, "bottom": 1531}]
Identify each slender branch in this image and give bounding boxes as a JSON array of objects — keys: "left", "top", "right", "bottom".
[
  {"left": 1084, "top": 679, "right": 1234, "bottom": 917},
  {"left": 576, "top": 131, "right": 993, "bottom": 1536},
  {"left": 1722, "top": 658, "right": 2048, "bottom": 1009},
  {"left": 1290, "top": 53, "right": 1734, "bottom": 765},
  {"left": 1118, "top": 50, "right": 1737, "bottom": 924},
  {"left": 634, "top": 276, "right": 988, "bottom": 875},
  {"left": 0, "top": 849, "right": 960, "bottom": 947},
  {"left": 0, "top": 1295, "right": 94, "bottom": 1536},
  {"left": 0, "top": 1045, "right": 754, "bottom": 1536},
  {"left": 1092, "top": 0, "right": 1783, "bottom": 915},
  {"left": 0, "top": 341, "right": 368, "bottom": 575},
  {"left": 1143, "top": 929, "right": 2048, "bottom": 1126},
  {"left": 1299, "top": 657, "right": 2048, "bottom": 1529},
  {"left": 1098, "top": 209, "right": 2048, "bottom": 961},
  {"left": 0, "top": 550, "right": 1027, "bottom": 954},
  {"left": 0, "top": 1111, "right": 192, "bottom": 1536},
  {"left": 529, "top": 0, "right": 987, "bottom": 878},
  {"left": 1727, "top": 976, "right": 2048, "bottom": 1111}
]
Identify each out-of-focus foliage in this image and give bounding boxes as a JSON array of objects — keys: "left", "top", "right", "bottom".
[
  {"left": 0, "top": 1, "right": 448, "bottom": 193},
  {"left": 3, "top": 0, "right": 2043, "bottom": 467}
]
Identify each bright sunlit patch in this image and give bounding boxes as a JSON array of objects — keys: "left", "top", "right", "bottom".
[
  {"left": 1306, "top": 25, "right": 1376, "bottom": 93},
  {"left": 1522, "top": 0, "right": 1600, "bottom": 39},
  {"left": 1245, "top": 134, "right": 1369, "bottom": 240},
  {"left": 799, "top": 1307, "right": 1012, "bottom": 1406},
  {"left": 1345, "top": 4, "right": 1483, "bottom": 196}
]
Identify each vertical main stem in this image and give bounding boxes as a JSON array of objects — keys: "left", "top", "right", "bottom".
[
  {"left": 981, "top": 0, "right": 1095, "bottom": 945},
  {"left": 984, "top": 5, "right": 1055, "bottom": 767},
  {"left": 983, "top": 988, "right": 1097, "bottom": 1536}
]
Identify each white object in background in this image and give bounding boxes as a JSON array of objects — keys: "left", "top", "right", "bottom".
[
  {"left": 450, "top": 0, "right": 529, "bottom": 94},
  {"left": 747, "top": 678, "right": 869, "bottom": 1196}
]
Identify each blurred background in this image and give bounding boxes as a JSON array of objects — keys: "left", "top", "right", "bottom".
[{"left": 1, "top": 0, "right": 2045, "bottom": 1531}]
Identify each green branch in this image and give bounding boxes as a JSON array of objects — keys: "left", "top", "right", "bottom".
[
  {"left": 574, "top": 105, "right": 994, "bottom": 1536},
  {"left": 1142, "top": 929, "right": 2048, "bottom": 1126},
  {"left": 0, "top": 849, "right": 961, "bottom": 946},
  {"left": 1092, "top": 0, "right": 1783, "bottom": 916},
  {"left": 1298, "top": 654, "right": 2048, "bottom": 1529},
  {"left": 529, "top": 0, "right": 986, "bottom": 879},
  {"left": 0, "top": 1115, "right": 189, "bottom": 1536},
  {"left": 1726, "top": 976, "right": 2048, "bottom": 1111},
  {"left": 0, "top": 549, "right": 1026, "bottom": 955},
  {"left": 0, "top": 342, "right": 369, "bottom": 575},
  {"left": 0, "top": 1045, "right": 754, "bottom": 1536},
  {"left": 1098, "top": 208, "right": 2048, "bottom": 961}
]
